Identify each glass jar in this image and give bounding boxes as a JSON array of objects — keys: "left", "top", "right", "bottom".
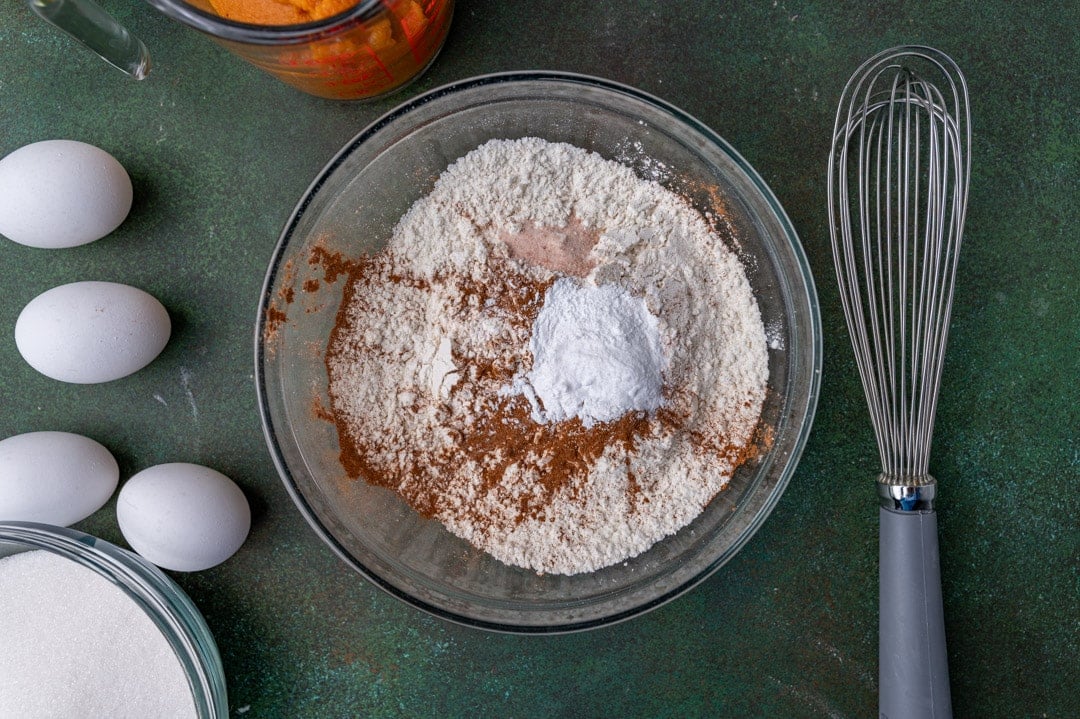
[{"left": 145, "top": 0, "right": 454, "bottom": 100}]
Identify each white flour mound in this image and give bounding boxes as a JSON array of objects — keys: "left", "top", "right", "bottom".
[{"left": 328, "top": 137, "right": 769, "bottom": 575}]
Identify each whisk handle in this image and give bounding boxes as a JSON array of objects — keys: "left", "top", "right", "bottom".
[{"left": 879, "top": 504, "right": 952, "bottom": 718}]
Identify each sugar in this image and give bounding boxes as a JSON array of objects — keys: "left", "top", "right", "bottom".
[{"left": 0, "top": 550, "right": 197, "bottom": 718}]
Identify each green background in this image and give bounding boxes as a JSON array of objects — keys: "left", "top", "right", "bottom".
[{"left": 1, "top": 1, "right": 1077, "bottom": 716}]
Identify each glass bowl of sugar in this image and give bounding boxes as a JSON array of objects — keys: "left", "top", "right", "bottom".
[
  {"left": 0, "top": 521, "right": 228, "bottom": 717},
  {"left": 257, "top": 72, "right": 821, "bottom": 632}
]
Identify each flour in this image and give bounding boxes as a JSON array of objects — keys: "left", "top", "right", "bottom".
[{"left": 325, "top": 137, "right": 768, "bottom": 575}]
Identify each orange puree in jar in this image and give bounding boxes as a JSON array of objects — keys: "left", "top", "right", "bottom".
[
  {"left": 208, "top": 0, "right": 358, "bottom": 25},
  {"left": 200, "top": 0, "right": 453, "bottom": 100}
]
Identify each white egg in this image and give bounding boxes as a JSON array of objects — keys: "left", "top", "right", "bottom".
[
  {"left": 117, "top": 463, "right": 251, "bottom": 572},
  {"left": 0, "top": 140, "right": 133, "bottom": 249},
  {"left": 0, "top": 431, "right": 119, "bottom": 526},
  {"left": 15, "top": 281, "right": 171, "bottom": 384}
]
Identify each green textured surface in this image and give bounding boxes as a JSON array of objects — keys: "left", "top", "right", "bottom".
[{"left": 1, "top": 0, "right": 1077, "bottom": 716}]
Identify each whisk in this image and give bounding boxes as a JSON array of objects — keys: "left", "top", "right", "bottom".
[{"left": 827, "top": 46, "right": 970, "bottom": 718}]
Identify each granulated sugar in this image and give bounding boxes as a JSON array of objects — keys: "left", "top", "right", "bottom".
[
  {"left": 324, "top": 137, "right": 768, "bottom": 575},
  {"left": 0, "top": 550, "right": 196, "bottom": 718}
]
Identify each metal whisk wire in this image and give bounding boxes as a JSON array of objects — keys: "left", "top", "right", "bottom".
[
  {"left": 828, "top": 47, "right": 971, "bottom": 481},
  {"left": 827, "top": 46, "right": 971, "bottom": 719}
]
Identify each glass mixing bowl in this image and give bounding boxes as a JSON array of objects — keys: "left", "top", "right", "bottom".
[
  {"left": 256, "top": 72, "right": 821, "bottom": 632},
  {"left": 0, "top": 521, "right": 229, "bottom": 717}
]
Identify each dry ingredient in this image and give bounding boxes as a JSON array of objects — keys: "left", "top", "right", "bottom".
[
  {"left": 503, "top": 278, "right": 666, "bottom": 428},
  {"left": 0, "top": 550, "right": 196, "bottom": 718},
  {"left": 324, "top": 137, "right": 768, "bottom": 575}
]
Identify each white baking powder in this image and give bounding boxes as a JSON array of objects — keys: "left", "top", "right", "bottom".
[
  {"left": 326, "top": 137, "right": 768, "bottom": 574},
  {"left": 0, "top": 550, "right": 197, "bottom": 718},
  {"left": 505, "top": 278, "right": 666, "bottom": 428}
]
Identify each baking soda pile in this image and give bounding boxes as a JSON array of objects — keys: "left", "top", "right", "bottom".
[
  {"left": 503, "top": 278, "right": 666, "bottom": 428},
  {"left": 325, "top": 137, "right": 768, "bottom": 575}
]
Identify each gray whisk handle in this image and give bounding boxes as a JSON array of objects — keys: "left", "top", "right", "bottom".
[{"left": 879, "top": 502, "right": 952, "bottom": 719}]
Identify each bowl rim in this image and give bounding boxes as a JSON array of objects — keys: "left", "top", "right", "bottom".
[
  {"left": 255, "top": 70, "right": 822, "bottom": 633},
  {"left": 0, "top": 521, "right": 229, "bottom": 717}
]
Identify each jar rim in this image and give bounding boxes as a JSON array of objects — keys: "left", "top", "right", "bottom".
[{"left": 144, "top": 0, "right": 390, "bottom": 45}]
